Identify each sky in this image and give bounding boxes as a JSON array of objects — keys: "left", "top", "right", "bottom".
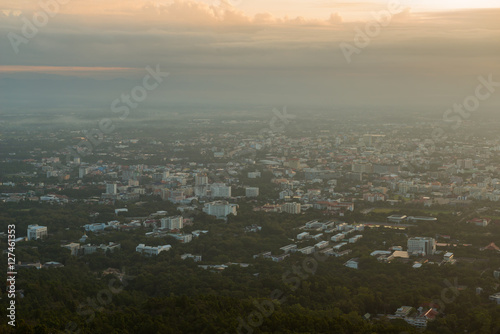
[{"left": 0, "top": 0, "right": 499, "bottom": 113}]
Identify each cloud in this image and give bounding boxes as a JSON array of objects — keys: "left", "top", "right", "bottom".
[
  {"left": 0, "top": 1, "right": 499, "bottom": 111},
  {"left": 0, "top": 66, "right": 139, "bottom": 79}
]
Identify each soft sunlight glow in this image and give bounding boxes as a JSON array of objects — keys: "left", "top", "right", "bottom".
[{"left": 405, "top": 0, "right": 500, "bottom": 11}]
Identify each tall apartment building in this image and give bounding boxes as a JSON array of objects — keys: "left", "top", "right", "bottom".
[
  {"left": 79, "top": 167, "right": 89, "bottom": 178},
  {"left": 160, "top": 216, "right": 183, "bottom": 230},
  {"left": 210, "top": 183, "right": 231, "bottom": 198},
  {"left": 282, "top": 202, "right": 301, "bottom": 214},
  {"left": 106, "top": 183, "right": 117, "bottom": 194},
  {"left": 195, "top": 173, "right": 209, "bottom": 186}
]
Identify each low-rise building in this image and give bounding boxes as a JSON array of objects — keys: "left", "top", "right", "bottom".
[
  {"left": 168, "top": 233, "right": 193, "bottom": 243},
  {"left": 312, "top": 233, "right": 323, "bottom": 240},
  {"left": 27, "top": 225, "right": 48, "bottom": 241},
  {"left": 332, "top": 242, "right": 347, "bottom": 250},
  {"left": 62, "top": 243, "right": 80, "bottom": 256},
  {"left": 467, "top": 218, "right": 491, "bottom": 227},
  {"left": 395, "top": 306, "right": 413, "bottom": 318},
  {"left": 443, "top": 252, "right": 454, "bottom": 263},
  {"left": 344, "top": 258, "right": 359, "bottom": 269},
  {"left": 315, "top": 241, "right": 329, "bottom": 249},
  {"left": 81, "top": 244, "right": 98, "bottom": 255},
  {"left": 83, "top": 223, "right": 106, "bottom": 233},
  {"left": 331, "top": 233, "right": 345, "bottom": 242},
  {"left": 387, "top": 215, "right": 407, "bottom": 223},
  {"left": 349, "top": 235, "right": 363, "bottom": 243},
  {"left": 489, "top": 293, "right": 500, "bottom": 304},
  {"left": 181, "top": 253, "right": 202, "bottom": 262},
  {"left": 297, "top": 232, "right": 310, "bottom": 240},
  {"left": 100, "top": 242, "right": 121, "bottom": 253},
  {"left": 297, "top": 246, "right": 315, "bottom": 255},
  {"left": 280, "top": 244, "right": 298, "bottom": 254},
  {"left": 136, "top": 244, "right": 171, "bottom": 256}
]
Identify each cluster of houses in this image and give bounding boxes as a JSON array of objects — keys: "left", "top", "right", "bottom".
[
  {"left": 253, "top": 220, "right": 363, "bottom": 262},
  {"left": 388, "top": 305, "right": 438, "bottom": 329}
]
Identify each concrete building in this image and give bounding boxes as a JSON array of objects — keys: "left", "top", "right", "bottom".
[
  {"left": 82, "top": 244, "right": 98, "bottom": 255},
  {"left": 407, "top": 237, "right": 436, "bottom": 256},
  {"left": 297, "top": 246, "right": 315, "bottom": 255},
  {"left": 62, "top": 243, "right": 80, "bottom": 256},
  {"left": 248, "top": 171, "right": 261, "bottom": 178},
  {"left": 161, "top": 216, "right": 183, "bottom": 230},
  {"left": 106, "top": 183, "right": 117, "bottom": 195},
  {"left": 489, "top": 293, "right": 500, "bottom": 304},
  {"left": 344, "top": 258, "right": 359, "bottom": 269},
  {"left": 27, "top": 225, "right": 48, "bottom": 241},
  {"left": 195, "top": 174, "right": 209, "bottom": 186},
  {"left": 297, "top": 232, "right": 309, "bottom": 240},
  {"left": 100, "top": 242, "right": 121, "bottom": 253},
  {"left": 395, "top": 306, "right": 413, "bottom": 318},
  {"left": 168, "top": 233, "right": 193, "bottom": 243},
  {"left": 181, "top": 253, "right": 202, "bottom": 262},
  {"left": 494, "top": 269, "right": 500, "bottom": 279},
  {"left": 245, "top": 187, "right": 259, "bottom": 197},
  {"left": 467, "top": 218, "right": 491, "bottom": 227},
  {"left": 331, "top": 233, "right": 345, "bottom": 242},
  {"left": 210, "top": 183, "right": 231, "bottom": 198},
  {"left": 202, "top": 201, "right": 238, "bottom": 219},
  {"left": 194, "top": 185, "right": 209, "bottom": 197},
  {"left": 84, "top": 223, "right": 106, "bottom": 233},
  {"left": 315, "top": 241, "right": 329, "bottom": 249},
  {"left": 136, "top": 244, "right": 171, "bottom": 256},
  {"left": 280, "top": 244, "right": 298, "bottom": 253},
  {"left": 279, "top": 189, "right": 294, "bottom": 200},
  {"left": 282, "top": 202, "right": 301, "bottom": 214},
  {"left": 387, "top": 215, "right": 408, "bottom": 223},
  {"left": 349, "top": 235, "right": 363, "bottom": 243},
  {"left": 79, "top": 167, "right": 89, "bottom": 178},
  {"left": 332, "top": 242, "right": 347, "bottom": 250}
]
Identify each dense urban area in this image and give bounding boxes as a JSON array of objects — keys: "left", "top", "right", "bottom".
[{"left": 1, "top": 110, "right": 500, "bottom": 333}]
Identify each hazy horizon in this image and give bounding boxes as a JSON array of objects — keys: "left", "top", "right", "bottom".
[{"left": 1, "top": 1, "right": 500, "bottom": 112}]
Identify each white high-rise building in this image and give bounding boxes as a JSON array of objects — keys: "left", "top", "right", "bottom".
[
  {"left": 202, "top": 201, "right": 238, "bottom": 219},
  {"left": 282, "top": 202, "right": 301, "bottom": 214},
  {"left": 407, "top": 237, "right": 436, "bottom": 256},
  {"left": 79, "top": 167, "right": 89, "bottom": 178},
  {"left": 210, "top": 183, "right": 231, "bottom": 198},
  {"left": 160, "top": 216, "right": 183, "bottom": 230},
  {"left": 106, "top": 183, "right": 117, "bottom": 194},
  {"left": 195, "top": 174, "right": 209, "bottom": 186},
  {"left": 27, "top": 225, "right": 48, "bottom": 240}
]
